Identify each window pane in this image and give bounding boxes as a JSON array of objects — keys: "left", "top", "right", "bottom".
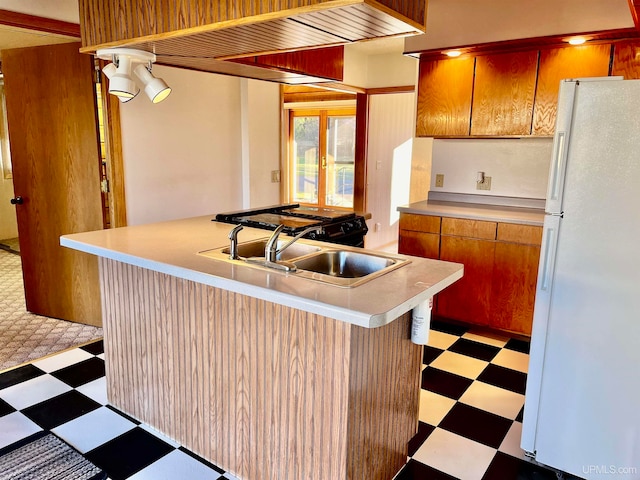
[
  {"left": 325, "top": 116, "right": 355, "bottom": 208},
  {"left": 292, "top": 116, "right": 319, "bottom": 205}
]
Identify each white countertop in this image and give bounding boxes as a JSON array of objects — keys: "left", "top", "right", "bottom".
[
  {"left": 61, "top": 216, "right": 463, "bottom": 329},
  {"left": 399, "top": 200, "right": 545, "bottom": 226}
]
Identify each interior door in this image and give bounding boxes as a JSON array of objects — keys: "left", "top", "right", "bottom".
[{"left": 3, "top": 42, "right": 103, "bottom": 326}]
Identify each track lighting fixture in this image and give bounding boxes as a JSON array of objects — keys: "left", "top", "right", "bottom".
[
  {"left": 96, "top": 48, "right": 172, "bottom": 104},
  {"left": 101, "top": 63, "right": 139, "bottom": 103}
]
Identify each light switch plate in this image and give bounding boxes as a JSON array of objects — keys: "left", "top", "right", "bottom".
[
  {"left": 271, "top": 170, "right": 281, "bottom": 183},
  {"left": 435, "top": 174, "right": 444, "bottom": 188}
]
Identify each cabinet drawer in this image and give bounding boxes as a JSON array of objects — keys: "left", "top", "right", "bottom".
[
  {"left": 441, "top": 218, "right": 497, "bottom": 240},
  {"left": 399, "top": 213, "right": 441, "bottom": 233},
  {"left": 497, "top": 223, "right": 543, "bottom": 245},
  {"left": 399, "top": 230, "right": 439, "bottom": 258}
]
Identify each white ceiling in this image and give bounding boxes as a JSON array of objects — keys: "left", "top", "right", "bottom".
[{"left": 405, "top": 0, "right": 635, "bottom": 53}]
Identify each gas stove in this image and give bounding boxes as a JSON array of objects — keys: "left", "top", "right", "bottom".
[{"left": 214, "top": 204, "right": 368, "bottom": 247}]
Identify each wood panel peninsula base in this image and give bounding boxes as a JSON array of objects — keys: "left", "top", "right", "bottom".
[
  {"left": 60, "top": 216, "right": 463, "bottom": 480},
  {"left": 100, "top": 258, "right": 422, "bottom": 480}
]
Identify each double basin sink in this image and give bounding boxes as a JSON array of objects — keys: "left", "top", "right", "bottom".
[{"left": 199, "top": 237, "right": 410, "bottom": 288}]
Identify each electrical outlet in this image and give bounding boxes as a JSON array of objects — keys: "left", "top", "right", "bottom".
[
  {"left": 435, "top": 174, "right": 445, "bottom": 188},
  {"left": 477, "top": 176, "right": 492, "bottom": 191},
  {"left": 271, "top": 170, "right": 281, "bottom": 183}
]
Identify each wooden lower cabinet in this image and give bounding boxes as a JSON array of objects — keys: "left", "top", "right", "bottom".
[
  {"left": 398, "top": 213, "right": 542, "bottom": 335},
  {"left": 438, "top": 236, "right": 495, "bottom": 326}
]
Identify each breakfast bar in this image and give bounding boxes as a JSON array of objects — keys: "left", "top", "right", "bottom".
[{"left": 61, "top": 215, "right": 463, "bottom": 480}]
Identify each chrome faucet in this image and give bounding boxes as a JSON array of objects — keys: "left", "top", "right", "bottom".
[
  {"left": 264, "top": 224, "right": 322, "bottom": 268},
  {"left": 228, "top": 224, "right": 244, "bottom": 260}
]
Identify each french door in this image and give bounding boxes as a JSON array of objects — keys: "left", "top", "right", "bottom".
[{"left": 289, "top": 108, "right": 356, "bottom": 209}]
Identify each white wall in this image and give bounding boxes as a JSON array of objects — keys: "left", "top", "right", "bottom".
[
  {"left": 0, "top": 173, "right": 17, "bottom": 239},
  {"left": 246, "top": 80, "right": 281, "bottom": 208},
  {"left": 430, "top": 138, "right": 553, "bottom": 199},
  {"left": 344, "top": 46, "right": 418, "bottom": 89},
  {"left": 119, "top": 67, "right": 281, "bottom": 225},
  {"left": 120, "top": 66, "right": 243, "bottom": 225},
  {"left": 365, "top": 93, "right": 416, "bottom": 251}
]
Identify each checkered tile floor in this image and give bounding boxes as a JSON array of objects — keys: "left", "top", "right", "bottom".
[{"left": 0, "top": 321, "right": 571, "bottom": 480}]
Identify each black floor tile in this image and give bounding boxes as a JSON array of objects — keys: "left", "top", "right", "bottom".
[
  {"left": 505, "top": 338, "right": 530, "bottom": 354},
  {"left": 0, "top": 364, "right": 45, "bottom": 390},
  {"left": 449, "top": 338, "right": 500, "bottom": 362},
  {"left": 50, "top": 357, "right": 105, "bottom": 388},
  {"left": 0, "top": 397, "right": 16, "bottom": 417},
  {"left": 395, "top": 459, "right": 458, "bottom": 480},
  {"left": 431, "top": 318, "right": 468, "bottom": 337},
  {"left": 421, "top": 367, "right": 473, "bottom": 400},
  {"left": 439, "top": 403, "right": 512, "bottom": 449},
  {"left": 80, "top": 340, "right": 104, "bottom": 355},
  {"left": 86, "top": 427, "right": 174, "bottom": 480},
  {"left": 423, "top": 345, "right": 444, "bottom": 365},
  {"left": 516, "top": 406, "right": 524, "bottom": 423},
  {"left": 408, "top": 421, "right": 435, "bottom": 457},
  {"left": 482, "top": 452, "right": 558, "bottom": 480},
  {"left": 21, "top": 390, "right": 101, "bottom": 430},
  {"left": 477, "top": 364, "right": 527, "bottom": 395}
]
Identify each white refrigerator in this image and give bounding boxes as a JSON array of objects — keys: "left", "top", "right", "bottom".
[{"left": 521, "top": 78, "right": 640, "bottom": 479}]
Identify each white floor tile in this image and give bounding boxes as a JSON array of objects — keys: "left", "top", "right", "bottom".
[
  {"left": 98, "top": 353, "right": 105, "bottom": 360},
  {"left": 459, "top": 381, "right": 524, "bottom": 420},
  {"left": 419, "top": 389, "right": 456, "bottom": 427},
  {"left": 0, "top": 412, "right": 42, "bottom": 449},
  {"left": 491, "top": 348, "right": 529, "bottom": 373},
  {"left": 430, "top": 350, "right": 488, "bottom": 379},
  {"left": 427, "top": 330, "right": 458, "bottom": 350},
  {"left": 463, "top": 330, "right": 509, "bottom": 348},
  {"left": 52, "top": 406, "right": 136, "bottom": 453},
  {"left": 127, "top": 449, "right": 222, "bottom": 480},
  {"left": 32, "top": 348, "right": 94, "bottom": 373},
  {"left": 499, "top": 421, "right": 526, "bottom": 459},
  {"left": 0, "top": 375, "right": 71, "bottom": 410},
  {"left": 76, "top": 377, "right": 108, "bottom": 405},
  {"left": 412, "top": 428, "right": 496, "bottom": 480}
]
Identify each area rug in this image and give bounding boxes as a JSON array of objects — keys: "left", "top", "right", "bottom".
[
  {"left": 0, "top": 249, "right": 103, "bottom": 371},
  {"left": 0, "top": 431, "right": 106, "bottom": 480}
]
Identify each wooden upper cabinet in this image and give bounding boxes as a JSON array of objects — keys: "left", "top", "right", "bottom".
[
  {"left": 612, "top": 41, "right": 640, "bottom": 79},
  {"left": 416, "top": 57, "right": 475, "bottom": 137},
  {"left": 532, "top": 45, "right": 611, "bottom": 136},
  {"left": 471, "top": 51, "right": 538, "bottom": 136}
]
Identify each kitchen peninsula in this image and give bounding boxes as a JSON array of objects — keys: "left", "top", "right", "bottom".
[{"left": 61, "top": 215, "right": 463, "bottom": 480}]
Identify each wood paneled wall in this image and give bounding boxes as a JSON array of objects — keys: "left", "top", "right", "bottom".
[{"left": 99, "top": 258, "right": 421, "bottom": 480}]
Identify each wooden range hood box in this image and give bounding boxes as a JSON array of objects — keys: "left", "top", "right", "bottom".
[{"left": 78, "top": 0, "right": 426, "bottom": 83}]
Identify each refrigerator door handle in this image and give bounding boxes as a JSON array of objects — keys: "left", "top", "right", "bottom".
[
  {"left": 540, "top": 221, "right": 557, "bottom": 291},
  {"left": 548, "top": 132, "right": 566, "bottom": 204}
]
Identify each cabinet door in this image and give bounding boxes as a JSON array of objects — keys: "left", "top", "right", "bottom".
[
  {"left": 399, "top": 213, "right": 441, "bottom": 233},
  {"left": 437, "top": 236, "right": 495, "bottom": 326},
  {"left": 471, "top": 51, "right": 538, "bottom": 136},
  {"left": 612, "top": 41, "right": 640, "bottom": 79},
  {"left": 491, "top": 242, "right": 541, "bottom": 335},
  {"left": 532, "top": 45, "right": 611, "bottom": 135},
  {"left": 416, "top": 57, "right": 475, "bottom": 137}
]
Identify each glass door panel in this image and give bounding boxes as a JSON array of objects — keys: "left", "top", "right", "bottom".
[
  {"left": 292, "top": 116, "right": 319, "bottom": 205},
  {"left": 325, "top": 115, "right": 355, "bottom": 208}
]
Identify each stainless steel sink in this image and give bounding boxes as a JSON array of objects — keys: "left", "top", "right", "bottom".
[
  {"left": 199, "top": 238, "right": 409, "bottom": 287},
  {"left": 292, "top": 249, "right": 410, "bottom": 287}
]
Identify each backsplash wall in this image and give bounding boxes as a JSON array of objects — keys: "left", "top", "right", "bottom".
[{"left": 430, "top": 138, "right": 553, "bottom": 199}]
